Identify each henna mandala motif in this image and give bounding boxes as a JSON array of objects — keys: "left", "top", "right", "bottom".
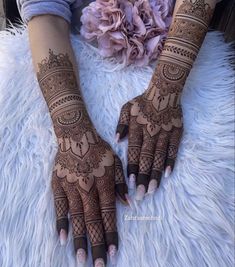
[
  {"left": 37, "top": 50, "right": 128, "bottom": 264},
  {"left": 116, "top": 0, "right": 214, "bottom": 192}
]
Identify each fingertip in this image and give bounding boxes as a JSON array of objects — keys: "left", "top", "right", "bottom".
[
  {"left": 164, "top": 166, "right": 172, "bottom": 178},
  {"left": 59, "top": 229, "right": 67, "bottom": 246},
  {"left": 76, "top": 248, "right": 87, "bottom": 266},
  {"left": 147, "top": 179, "right": 157, "bottom": 194},
  {"left": 129, "top": 174, "right": 136, "bottom": 189},
  {"left": 116, "top": 124, "right": 128, "bottom": 140},
  {"left": 108, "top": 245, "right": 117, "bottom": 265},
  {"left": 115, "top": 183, "right": 129, "bottom": 205},
  {"left": 124, "top": 193, "right": 131, "bottom": 206},
  {"left": 116, "top": 192, "right": 129, "bottom": 206},
  {"left": 135, "top": 185, "right": 146, "bottom": 201},
  {"left": 94, "top": 258, "right": 106, "bottom": 267},
  {"left": 127, "top": 164, "right": 139, "bottom": 178},
  {"left": 115, "top": 133, "right": 120, "bottom": 143}
]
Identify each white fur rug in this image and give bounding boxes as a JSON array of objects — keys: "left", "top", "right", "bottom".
[{"left": 0, "top": 27, "right": 234, "bottom": 267}]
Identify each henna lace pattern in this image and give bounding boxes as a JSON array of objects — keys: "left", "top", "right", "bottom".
[
  {"left": 134, "top": 0, "right": 214, "bottom": 137},
  {"left": 37, "top": 49, "right": 119, "bottom": 261}
]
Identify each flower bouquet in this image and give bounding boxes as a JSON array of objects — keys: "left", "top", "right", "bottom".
[{"left": 80, "top": 0, "right": 175, "bottom": 66}]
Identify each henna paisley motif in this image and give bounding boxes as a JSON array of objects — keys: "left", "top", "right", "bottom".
[
  {"left": 37, "top": 49, "right": 128, "bottom": 264},
  {"left": 116, "top": 0, "right": 214, "bottom": 196}
]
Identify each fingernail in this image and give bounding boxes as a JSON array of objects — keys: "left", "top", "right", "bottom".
[
  {"left": 135, "top": 185, "right": 146, "bottom": 201},
  {"left": 129, "top": 174, "right": 136, "bottom": 189},
  {"left": 164, "top": 166, "right": 172, "bottom": 178},
  {"left": 108, "top": 245, "right": 117, "bottom": 265},
  {"left": 115, "top": 133, "right": 120, "bottom": 143},
  {"left": 76, "top": 248, "right": 87, "bottom": 265},
  {"left": 125, "top": 193, "right": 131, "bottom": 206},
  {"left": 94, "top": 258, "right": 105, "bottom": 267},
  {"left": 59, "top": 229, "right": 67, "bottom": 246},
  {"left": 147, "top": 180, "right": 157, "bottom": 194}
]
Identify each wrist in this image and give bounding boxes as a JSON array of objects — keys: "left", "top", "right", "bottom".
[
  {"left": 144, "top": 78, "right": 182, "bottom": 112},
  {"left": 145, "top": 60, "right": 186, "bottom": 105},
  {"left": 50, "top": 101, "right": 94, "bottom": 139},
  {"left": 53, "top": 111, "right": 96, "bottom": 152}
]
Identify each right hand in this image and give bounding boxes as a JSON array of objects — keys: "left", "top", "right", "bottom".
[{"left": 51, "top": 109, "right": 128, "bottom": 266}]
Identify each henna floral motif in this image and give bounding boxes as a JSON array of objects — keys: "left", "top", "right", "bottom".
[
  {"left": 116, "top": 0, "right": 214, "bottom": 193},
  {"left": 37, "top": 50, "right": 128, "bottom": 264}
]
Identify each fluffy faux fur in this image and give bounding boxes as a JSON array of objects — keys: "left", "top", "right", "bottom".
[{"left": 0, "top": 26, "right": 234, "bottom": 267}]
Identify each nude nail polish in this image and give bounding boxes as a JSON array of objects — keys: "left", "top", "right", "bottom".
[
  {"left": 94, "top": 258, "right": 105, "bottom": 267},
  {"left": 108, "top": 245, "right": 117, "bottom": 265},
  {"left": 115, "top": 133, "right": 120, "bottom": 143},
  {"left": 76, "top": 248, "right": 87, "bottom": 266},
  {"left": 129, "top": 174, "right": 136, "bottom": 189},
  {"left": 164, "top": 166, "right": 172, "bottom": 178},
  {"left": 59, "top": 229, "right": 67, "bottom": 246},
  {"left": 135, "top": 185, "right": 146, "bottom": 201},
  {"left": 147, "top": 180, "right": 157, "bottom": 194}
]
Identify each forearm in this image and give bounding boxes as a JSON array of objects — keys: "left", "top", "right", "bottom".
[
  {"left": 28, "top": 15, "right": 91, "bottom": 129},
  {"left": 147, "top": 0, "right": 217, "bottom": 104}
]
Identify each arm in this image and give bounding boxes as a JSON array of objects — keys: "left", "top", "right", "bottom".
[
  {"left": 116, "top": 0, "right": 217, "bottom": 200},
  {"left": 28, "top": 14, "right": 127, "bottom": 266}
]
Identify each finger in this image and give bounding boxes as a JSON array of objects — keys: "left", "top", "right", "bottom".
[
  {"left": 116, "top": 101, "right": 131, "bottom": 140},
  {"left": 165, "top": 126, "right": 183, "bottom": 176},
  {"left": 114, "top": 155, "right": 128, "bottom": 205},
  {"left": 96, "top": 168, "right": 118, "bottom": 257},
  {"left": 108, "top": 244, "right": 117, "bottom": 265},
  {"left": 65, "top": 184, "right": 87, "bottom": 264},
  {"left": 136, "top": 129, "right": 156, "bottom": 199},
  {"left": 51, "top": 171, "right": 69, "bottom": 245},
  {"left": 148, "top": 129, "right": 170, "bottom": 193},
  {"left": 127, "top": 115, "right": 143, "bottom": 179},
  {"left": 79, "top": 182, "right": 106, "bottom": 265}
]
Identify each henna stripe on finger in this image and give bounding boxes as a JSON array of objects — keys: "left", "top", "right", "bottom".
[
  {"left": 51, "top": 171, "right": 69, "bottom": 237},
  {"left": 114, "top": 156, "right": 128, "bottom": 204},
  {"left": 150, "top": 129, "right": 170, "bottom": 187},
  {"left": 36, "top": 49, "right": 126, "bottom": 264},
  {"left": 116, "top": 102, "right": 131, "bottom": 139},
  {"left": 136, "top": 129, "right": 156, "bottom": 191},
  {"left": 116, "top": 1, "right": 215, "bottom": 198},
  {"left": 165, "top": 126, "right": 183, "bottom": 171}
]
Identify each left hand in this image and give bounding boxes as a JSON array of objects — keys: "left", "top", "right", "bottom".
[{"left": 116, "top": 83, "right": 183, "bottom": 200}]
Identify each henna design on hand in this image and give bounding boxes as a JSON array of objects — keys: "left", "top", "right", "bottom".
[
  {"left": 116, "top": 0, "right": 214, "bottom": 195},
  {"left": 37, "top": 50, "right": 128, "bottom": 264}
]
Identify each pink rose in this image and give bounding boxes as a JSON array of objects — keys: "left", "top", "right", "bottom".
[
  {"left": 97, "top": 31, "right": 128, "bottom": 57},
  {"left": 134, "top": 0, "right": 154, "bottom": 29},
  {"left": 80, "top": 0, "right": 174, "bottom": 66},
  {"left": 98, "top": 7, "right": 125, "bottom": 33},
  {"left": 145, "top": 30, "right": 167, "bottom": 60},
  {"left": 80, "top": 2, "right": 103, "bottom": 41},
  {"left": 126, "top": 37, "right": 149, "bottom": 66}
]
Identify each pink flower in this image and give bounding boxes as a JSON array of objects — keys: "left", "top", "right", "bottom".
[
  {"left": 97, "top": 31, "right": 128, "bottom": 57},
  {"left": 126, "top": 37, "right": 150, "bottom": 66},
  {"left": 80, "top": 0, "right": 174, "bottom": 66},
  {"left": 98, "top": 7, "right": 125, "bottom": 33},
  {"left": 80, "top": 0, "right": 124, "bottom": 40}
]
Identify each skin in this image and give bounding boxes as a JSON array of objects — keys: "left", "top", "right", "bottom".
[
  {"left": 28, "top": 15, "right": 128, "bottom": 267},
  {"left": 26, "top": 0, "right": 217, "bottom": 265},
  {"left": 116, "top": 0, "right": 217, "bottom": 200}
]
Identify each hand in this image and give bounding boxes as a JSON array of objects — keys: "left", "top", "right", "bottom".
[
  {"left": 116, "top": 76, "right": 184, "bottom": 200},
  {"left": 115, "top": 0, "right": 216, "bottom": 201},
  {"left": 35, "top": 48, "right": 128, "bottom": 266},
  {"left": 51, "top": 112, "right": 128, "bottom": 266}
]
